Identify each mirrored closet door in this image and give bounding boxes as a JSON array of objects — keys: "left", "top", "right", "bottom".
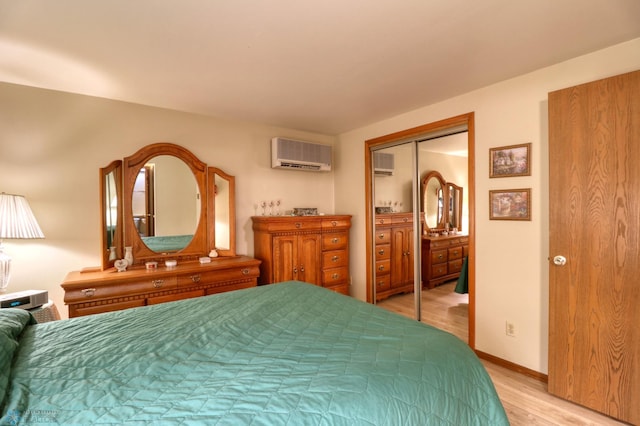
[{"left": 365, "top": 113, "right": 473, "bottom": 339}]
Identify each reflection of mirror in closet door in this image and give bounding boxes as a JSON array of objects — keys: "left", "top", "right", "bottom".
[
  {"left": 372, "top": 143, "right": 418, "bottom": 320},
  {"left": 418, "top": 133, "right": 469, "bottom": 234}
]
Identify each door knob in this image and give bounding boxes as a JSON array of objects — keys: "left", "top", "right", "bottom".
[{"left": 552, "top": 255, "right": 567, "bottom": 266}]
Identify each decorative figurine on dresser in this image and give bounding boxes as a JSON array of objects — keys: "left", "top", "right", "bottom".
[
  {"left": 252, "top": 213, "right": 352, "bottom": 295},
  {"left": 420, "top": 170, "right": 468, "bottom": 289},
  {"left": 61, "top": 143, "right": 261, "bottom": 318}
]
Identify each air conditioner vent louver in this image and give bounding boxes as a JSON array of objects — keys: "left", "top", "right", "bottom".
[
  {"left": 272, "top": 137, "right": 332, "bottom": 171},
  {"left": 374, "top": 152, "right": 394, "bottom": 176}
]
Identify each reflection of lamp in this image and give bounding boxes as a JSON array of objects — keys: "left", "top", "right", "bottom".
[{"left": 0, "top": 193, "right": 45, "bottom": 293}]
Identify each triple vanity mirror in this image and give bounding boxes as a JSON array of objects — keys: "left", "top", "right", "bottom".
[
  {"left": 100, "top": 143, "right": 236, "bottom": 270},
  {"left": 421, "top": 170, "right": 463, "bottom": 233}
]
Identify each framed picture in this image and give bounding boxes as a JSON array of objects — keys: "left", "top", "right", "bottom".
[
  {"left": 489, "top": 143, "right": 531, "bottom": 178},
  {"left": 489, "top": 189, "right": 531, "bottom": 220}
]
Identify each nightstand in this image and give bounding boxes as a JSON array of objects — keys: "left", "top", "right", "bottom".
[{"left": 28, "top": 300, "right": 61, "bottom": 323}]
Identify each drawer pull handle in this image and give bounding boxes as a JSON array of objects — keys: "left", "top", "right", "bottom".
[
  {"left": 241, "top": 268, "right": 250, "bottom": 275},
  {"left": 378, "top": 249, "right": 385, "bottom": 255},
  {"left": 452, "top": 250, "right": 459, "bottom": 255},
  {"left": 376, "top": 281, "right": 385, "bottom": 288},
  {"left": 152, "top": 279, "right": 164, "bottom": 288},
  {"left": 332, "top": 237, "right": 339, "bottom": 244},
  {"left": 295, "top": 222, "right": 302, "bottom": 228},
  {"left": 332, "top": 273, "right": 339, "bottom": 279},
  {"left": 300, "top": 266, "right": 305, "bottom": 272},
  {"left": 190, "top": 275, "right": 201, "bottom": 283},
  {"left": 332, "top": 255, "right": 339, "bottom": 262},
  {"left": 82, "top": 288, "right": 96, "bottom": 297},
  {"left": 293, "top": 267, "right": 298, "bottom": 274},
  {"left": 378, "top": 233, "right": 385, "bottom": 239},
  {"left": 438, "top": 254, "right": 444, "bottom": 259},
  {"left": 378, "top": 265, "right": 385, "bottom": 271},
  {"left": 403, "top": 217, "right": 408, "bottom": 222},
  {"left": 379, "top": 219, "right": 385, "bottom": 224}
]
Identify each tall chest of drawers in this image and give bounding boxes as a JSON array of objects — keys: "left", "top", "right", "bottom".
[
  {"left": 252, "top": 215, "right": 351, "bottom": 295},
  {"left": 421, "top": 234, "right": 469, "bottom": 289},
  {"left": 374, "top": 213, "right": 415, "bottom": 301}
]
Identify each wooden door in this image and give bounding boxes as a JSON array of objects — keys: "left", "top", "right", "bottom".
[
  {"left": 273, "top": 235, "right": 297, "bottom": 282},
  {"left": 297, "top": 234, "right": 321, "bottom": 284},
  {"left": 391, "top": 227, "right": 413, "bottom": 288},
  {"left": 548, "top": 70, "right": 640, "bottom": 424}
]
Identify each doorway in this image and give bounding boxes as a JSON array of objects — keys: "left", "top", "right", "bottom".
[{"left": 364, "top": 112, "right": 476, "bottom": 347}]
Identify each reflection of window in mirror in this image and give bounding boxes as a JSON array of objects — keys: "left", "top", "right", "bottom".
[
  {"left": 132, "top": 165, "right": 154, "bottom": 236},
  {"left": 215, "top": 174, "right": 230, "bottom": 250},
  {"left": 105, "top": 171, "right": 118, "bottom": 248}
]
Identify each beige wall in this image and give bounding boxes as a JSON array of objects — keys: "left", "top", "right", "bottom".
[
  {"left": 336, "top": 38, "right": 640, "bottom": 374},
  {"left": 2, "top": 38, "right": 638, "bottom": 376},
  {"left": 0, "top": 83, "right": 336, "bottom": 318}
]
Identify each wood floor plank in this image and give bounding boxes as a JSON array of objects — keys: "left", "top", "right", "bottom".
[{"left": 376, "top": 282, "right": 628, "bottom": 425}]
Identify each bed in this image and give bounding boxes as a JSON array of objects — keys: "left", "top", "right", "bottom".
[{"left": 1, "top": 281, "right": 508, "bottom": 425}]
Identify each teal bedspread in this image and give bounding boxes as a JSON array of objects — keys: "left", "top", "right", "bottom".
[
  {"left": 1, "top": 282, "right": 508, "bottom": 425},
  {"left": 141, "top": 234, "right": 193, "bottom": 252}
]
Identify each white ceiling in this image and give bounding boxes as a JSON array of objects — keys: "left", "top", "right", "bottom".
[{"left": 1, "top": 0, "right": 639, "bottom": 135}]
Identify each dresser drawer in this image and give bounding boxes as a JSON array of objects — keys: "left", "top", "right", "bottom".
[
  {"left": 375, "top": 229, "right": 391, "bottom": 244},
  {"left": 322, "top": 266, "right": 349, "bottom": 287},
  {"left": 449, "top": 259, "right": 463, "bottom": 274},
  {"left": 71, "top": 299, "right": 146, "bottom": 317},
  {"left": 376, "top": 259, "right": 391, "bottom": 275},
  {"left": 322, "top": 232, "right": 348, "bottom": 250},
  {"left": 375, "top": 215, "right": 392, "bottom": 226},
  {"left": 391, "top": 214, "right": 412, "bottom": 225},
  {"left": 147, "top": 289, "right": 205, "bottom": 305},
  {"left": 431, "top": 263, "right": 448, "bottom": 278},
  {"left": 448, "top": 246, "right": 464, "bottom": 260},
  {"left": 375, "top": 244, "right": 391, "bottom": 261},
  {"left": 375, "top": 274, "right": 391, "bottom": 292},
  {"left": 65, "top": 276, "right": 177, "bottom": 303},
  {"left": 431, "top": 249, "right": 448, "bottom": 264},
  {"left": 322, "top": 218, "right": 351, "bottom": 230},
  {"left": 176, "top": 265, "right": 259, "bottom": 287},
  {"left": 322, "top": 249, "right": 348, "bottom": 268}
]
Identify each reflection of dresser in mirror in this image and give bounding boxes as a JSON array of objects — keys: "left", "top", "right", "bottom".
[
  {"left": 374, "top": 212, "right": 415, "bottom": 301},
  {"left": 421, "top": 234, "right": 469, "bottom": 289}
]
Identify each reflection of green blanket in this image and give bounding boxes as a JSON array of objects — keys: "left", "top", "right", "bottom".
[
  {"left": 141, "top": 234, "right": 193, "bottom": 252},
  {"left": 455, "top": 256, "right": 469, "bottom": 294}
]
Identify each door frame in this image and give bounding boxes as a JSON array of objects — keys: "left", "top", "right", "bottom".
[{"left": 364, "top": 112, "right": 476, "bottom": 348}]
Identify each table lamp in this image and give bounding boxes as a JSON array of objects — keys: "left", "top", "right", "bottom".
[{"left": 0, "top": 193, "right": 45, "bottom": 293}]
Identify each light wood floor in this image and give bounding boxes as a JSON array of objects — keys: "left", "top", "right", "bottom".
[{"left": 377, "top": 282, "right": 628, "bottom": 425}]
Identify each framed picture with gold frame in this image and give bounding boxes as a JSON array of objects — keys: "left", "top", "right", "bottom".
[
  {"left": 489, "top": 189, "right": 531, "bottom": 220},
  {"left": 489, "top": 143, "right": 531, "bottom": 178}
]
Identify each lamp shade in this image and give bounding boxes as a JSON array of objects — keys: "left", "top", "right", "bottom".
[{"left": 0, "top": 193, "right": 44, "bottom": 239}]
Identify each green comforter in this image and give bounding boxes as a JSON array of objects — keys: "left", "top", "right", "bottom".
[{"left": 1, "top": 281, "right": 508, "bottom": 425}]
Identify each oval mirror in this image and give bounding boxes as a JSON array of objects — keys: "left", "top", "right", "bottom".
[
  {"left": 133, "top": 155, "right": 200, "bottom": 253},
  {"left": 423, "top": 172, "right": 444, "bottom": 229}
]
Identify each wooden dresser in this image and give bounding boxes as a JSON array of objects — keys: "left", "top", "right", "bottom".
[
  {"left": 252, "top": 215, "right": 351, "bottom": 295},
  {"left": 374, "top": 213, "right": 415, "bottom": 301},
  {"left": 62, "top": 256, "right": 261, "bottom": 318},
  {"left": 421, "top": 234, "right": 469, "bottom": 289}
]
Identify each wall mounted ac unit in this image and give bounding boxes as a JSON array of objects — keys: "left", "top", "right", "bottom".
[
  {"left": 271, "top": 137, "right": 332, "bottom": 171},
  {"left": 373, "top": 152, "right": 394, "bottom": 176}
]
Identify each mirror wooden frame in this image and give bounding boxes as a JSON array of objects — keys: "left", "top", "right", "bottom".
[
  {"left": 101, "top": 142, "right": 236, "bottom": 269},
  {"left": 100, "top": 160, "right": 123, "bottom": 269},
  {"left": 421, "top": 170, "right": 463, "bottom": 233}
]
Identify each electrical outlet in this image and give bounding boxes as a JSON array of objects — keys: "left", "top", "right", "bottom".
[{"left": 505, "top": 321, "right": 516, "bottom": 337}]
